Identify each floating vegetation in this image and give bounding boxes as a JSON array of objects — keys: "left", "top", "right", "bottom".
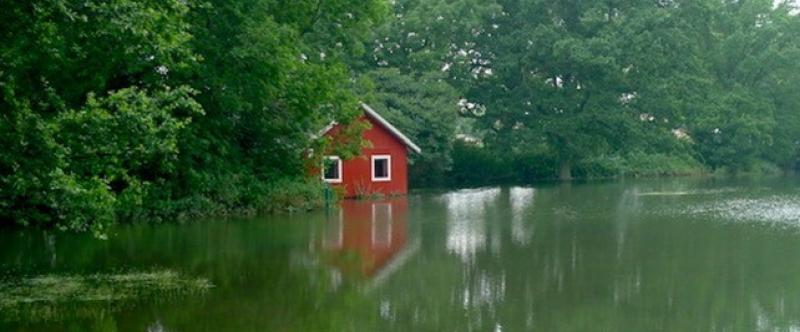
[{"left": 0, "top": 270, "right": 213, "bottom": 323}]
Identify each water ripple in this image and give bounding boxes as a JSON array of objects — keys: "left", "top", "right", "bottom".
[{"left": 686, "top": 195, "right": 800, "bottom": 228}]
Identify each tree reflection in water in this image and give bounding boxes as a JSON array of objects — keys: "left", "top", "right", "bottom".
[{"left": 441, "top": 188, "right": 500, "bottom": 264}]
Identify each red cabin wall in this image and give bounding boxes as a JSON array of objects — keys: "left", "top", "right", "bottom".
[{"left": 324, "top": 116, "right": 409, "bottom": 198}]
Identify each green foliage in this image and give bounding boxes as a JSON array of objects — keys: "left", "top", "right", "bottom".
[
  {"left": 419, "top": 0, "right": 800, "bottom": 180},
  {"left": 361, "top": 68, "right": 460, "bottom": 186},
  {"left": 165, "top": 0, "right": 385, "bottom": 220},
  {"left": 361, "top": 0, "right": 501, "bottom": 74},
  {"left": 575, "top": 152, "right": 706, "bottom": 179},
  {"left": 4, "top": 0, "right": 800, "bottom": 233},
  {"left": 1, "top": 86, "right": 201, "bottom": 235},
  {"left": 448, "top": 141, "right": 516, "bottom": 185},
  {"left": 462, "top": 1, "right": 685, "bottom": 179},
  {"left": 260, "top": 178, "right": 329, "bottom": 213},
  {"left": 0, "top": 0, "right": 201, "bottom": 234},
  {"left": 0, "top": 0, "right": 385, "bottom": 234},
  {"left": 0, "top": 108, "right": 65, "bottom": 228},
  {"left": 0, "top": 0, "right": 196, "bottom": 109},
  {"left": 449, "top": 143, "right": 706, "bottom": 184},
  {"left": 352, "top": 0, "right": 500, "bottom": 187}
]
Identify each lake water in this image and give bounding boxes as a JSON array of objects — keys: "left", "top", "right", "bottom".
[{"left": 3, "top": 177, "right": 800, "bottom": 331}]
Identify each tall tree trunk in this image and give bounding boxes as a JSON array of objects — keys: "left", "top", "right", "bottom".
[{"left": 559, "top": 159, "right": 573, "bottom": 181}]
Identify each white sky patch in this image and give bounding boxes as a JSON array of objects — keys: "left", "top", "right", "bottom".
[
  {"left": 458, "top": 98, "right": 486, "bottom": 116},
  {"left": 545, "top": 76, "right": 564, "bottom": 88},
  {"left": 672, "top": 128, "right": 689, "bottom": 140},
  {"left": 621, "top": 92, "right": 637, "bottom": 105},
  {"left": 155, "top": 65, "right": 168, "bottom": 76},
  {"left": 775, "top": 0, "right": 800, "bottom": 14}
]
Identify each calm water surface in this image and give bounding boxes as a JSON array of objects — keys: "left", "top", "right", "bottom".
[{"left": 3, "top": 177, "right": 800, "bottom": 331}]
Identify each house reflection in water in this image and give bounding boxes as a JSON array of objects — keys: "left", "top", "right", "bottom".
[{"left": 321, "top": 199, "right": 416, "bottom": 281}]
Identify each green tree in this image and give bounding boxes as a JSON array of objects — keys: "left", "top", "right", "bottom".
[
  {"left": 362, "top": 69, "right": 460, "bottom": 186},
  {"left": 0, "top": 0, "right": 388, "bottom": 232},
  {"left": 687, "top": 0, "right": 800, "bottom": 172},
  {"left": 459, "top": 0, "right": 800, "bottom": 178},
  {"left": 0, "top": 0, "right": 199, "bottom": 234},
  {"left": 175, "top": 0, "right": 387, "bottom": 212},
  {"left": 353, "top": 0, "right": 501, "bottom": 186},
  {"left": 465, "top": 1, "right": 665, "bottom": 179}
]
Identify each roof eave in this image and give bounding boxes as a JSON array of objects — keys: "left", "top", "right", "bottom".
[{"left": 360, "top": 103, "right": 422, "bottom": 154}]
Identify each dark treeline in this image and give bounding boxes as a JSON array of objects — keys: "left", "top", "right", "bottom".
[
  {"left": 361, "top": 0, "right": 800, "bottom": 186},
  {"left": 2, "top": 0, "right": 800, "bottom": 233}
]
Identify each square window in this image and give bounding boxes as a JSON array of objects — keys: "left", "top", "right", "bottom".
[
  {"left": 322, "top": 156, "right": 342, "bottom": 183},
  {"left": 372, "top": 155, "right": 391, "bottom": 182}
]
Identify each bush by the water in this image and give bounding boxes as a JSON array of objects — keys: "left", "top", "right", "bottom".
[
  {"left": 575, "top": 152, "right": 707, "bottom": 179},
  {"left": 447, "top": 142, "right": 707, "bottom": 185}
]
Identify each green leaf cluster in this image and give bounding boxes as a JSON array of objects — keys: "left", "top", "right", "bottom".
[
  {"left": 361, "top": 0, "right": 800, "bottom": 182},
  {"left": 1, "top": 0, "right": 386, "bottom": 233}
]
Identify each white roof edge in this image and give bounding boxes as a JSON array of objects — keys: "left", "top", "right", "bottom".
[
  {"left": 360, "top": 103, "right": 422, "bottom": 154},
  {"left": 316, "top": 121, "right": 338, "bottom": 138}
]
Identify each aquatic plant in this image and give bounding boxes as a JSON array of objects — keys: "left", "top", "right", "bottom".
[{"left": 0, "top": 270, "right": 212, "bottom": 323}]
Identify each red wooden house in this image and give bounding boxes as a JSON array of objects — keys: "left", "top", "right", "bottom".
[{"left": 319, "top": 104, "right": 421, "bottom": 198}]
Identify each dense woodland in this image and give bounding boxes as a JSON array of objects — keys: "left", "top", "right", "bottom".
[{"left": 2, "top": 0, "right": 800, "bottom": 234}]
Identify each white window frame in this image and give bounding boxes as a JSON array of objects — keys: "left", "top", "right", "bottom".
[
  {"left": 371, "top": 154, "right": 392, "bottom": 182},
  {"left": 322, "top": 156, "right": 342, "bottom": 183}
]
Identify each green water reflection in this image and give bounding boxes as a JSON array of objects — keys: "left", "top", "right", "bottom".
[{"left": 3, "top": 177, "right": 800, "bottom": 331}]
